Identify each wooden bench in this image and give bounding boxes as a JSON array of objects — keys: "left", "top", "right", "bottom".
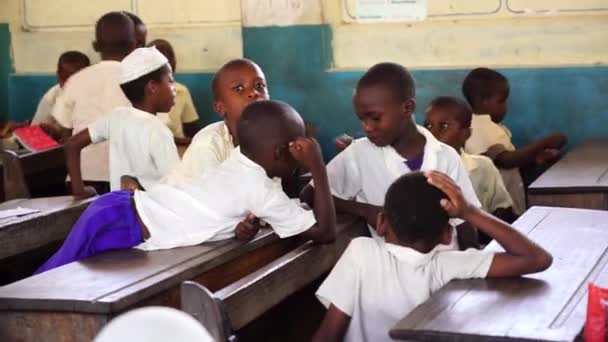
[
  {"left": 1, "top": 147, "right": 68, "bottom": 200},
  {"left": 390, "top": 206, "right": 608, "bottom": 341},
  {"left": 528, "top": 141, "right": 608, "bottom": 210},
  {"left": 0, "top": 196, "right": 93, "bottom": 284},
  {"left": 0, "top": 215, "right": 367, "bottom": 342}
]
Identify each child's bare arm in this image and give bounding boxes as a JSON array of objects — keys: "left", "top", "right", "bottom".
[
  {"left": 312, "top": 304, "right": 351, "bottom": 342},
  {"left": 301, "top": 186, "right": 380, "bottom": 229},
  {"left": 65, "top": 129, "right": 96, "bottom": 199},
  {"left": 490, "top": 133, "right": 567, "bottom": 169},
  {"left": 427, "top": 171, "right": 552, "bottom": 277},
  {"left": 290, "top": 137, "right": 336, "bottom": 243}
]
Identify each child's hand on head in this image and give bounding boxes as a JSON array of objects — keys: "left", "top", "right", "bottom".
[
  {"left": 289, "top": 137, "right": 323, "bottom": 171},
  {"left": 542, "top": 133, "right": 567, "bottom": 149},
  {"left": 426, "top": 170, "right": 475, "bottom": 219},
  {"left": 535, "top": 148, "right": 560, "bottom": 165},
  {"left": 235, "top": 213, "right": 261, "bottom": 241},
  {"left": 335, "top": 134, "right": 354, "bottom": 152}
]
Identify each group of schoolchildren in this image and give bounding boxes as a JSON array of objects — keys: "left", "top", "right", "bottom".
[{"left": 26, "top": 10, "right": 561, "bottom": 342}]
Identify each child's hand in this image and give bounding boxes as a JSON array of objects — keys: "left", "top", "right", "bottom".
[
  {"left": 73, "top": 185, "right": 97, "bottom": 200},
  {"left": 426, "top": 171, "right": 475, "bottom": 219},
  {"left": 289, "top": 137, "right": 324, "bottom": 172},
  {"left": 335, "top": 134, "right": 354, "bottom": 152},
  {"left": 542, "top": 133, "right": 567, "bottom": 149},
  {"left": 120, "top": 175, "right": 144, "bottom": 192},
  {"left": 535, "top": 148, "right": 560, "bottom": 165},
  {"left": 235, "top": 213, "right": 261, "bottom": 241}
]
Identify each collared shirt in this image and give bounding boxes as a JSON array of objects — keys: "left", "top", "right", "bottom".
[
  {"left": 134, "top": 149, "right": 316, "bottom": 251},
  {"left": 465, "top": 114, "right": 525, "bottom": 214},
  {"left": 157, "top": 82, "right": 199, "bottom": 138},
  {"left": 316, "top": 237, "right": 494, "bottom": 342},
  {"left": 461, "top": 152, "right": 513, "bottom": 213},
  {"left": 88, "top": 107, "right": 180, "bottom": 191},
  {"left": 32, "top": 84, "right": 61, "bottom": 125},
  {"left": 52, "top": 61, "right": 131, "bottom": 181},
  {"left": 165, "top": 121, "right": 234, "bottom": 185}
]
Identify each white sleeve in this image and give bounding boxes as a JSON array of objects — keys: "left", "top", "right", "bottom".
[
  {"left": 315, "top": 238, "right": 364, "bottom": 316},
  {"left": 323, "top": 145, "right": 362, "bottom": 200},
  {"left": 450, "top": 154, "right": 481, "bottom": 208},
  {"left": 254, "top": 180, "right": 317, "bottom": 238},
  {"left": 433, "top": 248, "right": 494, "bottom": 287},
  {"left": 51, "top": 86, "right": 75, "bottom": 129},
  {"left": 32, "top": 86, "right": 56, "bottom": 125},
  {"left": 88, "top": 116, "right": 111, "bottom": 144},
  {"left": 150, "top": 128, "right": 181, "bottom": 177}
]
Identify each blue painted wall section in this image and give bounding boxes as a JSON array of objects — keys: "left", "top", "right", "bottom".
[
  {"left": 0, "top": 23, "right": 11, "bottom": 120},
  {"left": 6, "top": 24, "right": 608, "bottom": 160}
]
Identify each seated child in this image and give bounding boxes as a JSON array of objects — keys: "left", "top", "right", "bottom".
[
  {"left": 302, "top": 62, "right": 480, "bottom": 246},
  {"left": 312, "top": 171, "right": 552, "bottom": 342},
  {"left": 166, "top": 58, "right": 269, "bottom": 184},
  {"left": 35, "top": 100, "right": 336, "bottom": 274},
  {"left": 32, "top": 51, "right": 90, "bottom": 133},
  {"left": 148, "top": 39, "right": 200, "bottom": 144},
  {"left": 123, "top": 11, "right": 147, "bottom": 48},
  {"left": 424, "top": 96, "right": 517, "bottom": 223},
  {"left": 462, "top": 67, "right": 567, "bottom": 215},
  {"left": 65, "top": 46, "right": 179, "bottom": 198}
]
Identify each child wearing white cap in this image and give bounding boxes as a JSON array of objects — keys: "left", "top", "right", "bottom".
[{"left": 64, "top": 46, "right": 180, "bottom": 198}]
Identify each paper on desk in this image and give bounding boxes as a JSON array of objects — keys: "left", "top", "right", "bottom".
[{"left": 0, "top": 207, "right": 40, "bottom": 219}]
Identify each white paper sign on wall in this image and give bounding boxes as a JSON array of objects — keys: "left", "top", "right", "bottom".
[{"left": 343, "top": 0, "right": 427, "bottom": 23}]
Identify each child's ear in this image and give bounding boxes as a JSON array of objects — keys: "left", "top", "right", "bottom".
[
  {"left": 439, "top": 224, "right": 453, "bottom": 245},
  {"left": 376, "top": 211, "right": 388, "bottom": 237},
  {"left": 403, "top": 98, "right": 416, "bottom": 116},
  {"left": 213, "top": 101, "right": 226, "bottom": 118},
  {"left": 463, "top": 127, "right": 472, "bottom": 140}
]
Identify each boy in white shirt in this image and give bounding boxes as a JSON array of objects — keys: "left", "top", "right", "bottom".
[
  {"left": 64, "top": 47, "right": 179, "bottom": 197},
  {"left": 35, "top": 100, "right": 336, "bottom": 274},
  {"left": 424, "top": 96, "right": 517, "bottom": 224},
  {"left": 32, "top": 51, "right": 90, "bottom": 131},
  {"left": 303, "top": 63, "right": 480, "bottom": 247},
  {"left": 51, "top": 11, "right": 137, "bottom": 193},
  {"left": 313, "top": 171, "right": 552, "bottom": 342},
  {"left": 148, "top": 39, "right": 200, "bottom": 144},
  {"left": 167, "top": 58, "right": 269, "bottom": 184},
  {"left": 462, "top": 67, "right": 567, "bottom": 215}
]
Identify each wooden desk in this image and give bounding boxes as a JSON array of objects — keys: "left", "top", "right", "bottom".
[
  {"left": 390, "top": 206, "right": 608, "bottom": 341},
  {"left": 0, "top": 215, "right": 367, "bottom": 342},
  {"left": 528, "top": 141, "right": 608, "bottom": 209}
]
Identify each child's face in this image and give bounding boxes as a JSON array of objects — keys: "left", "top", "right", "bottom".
[
  {"left": 153, "top": 67, "right": 176, "bottom": 113},
  {"left": 353, "top": 85, "right": 414, "bottom": 147},
  {"left": 483, "top": 82, "right": 509, "bottom": 122},
  {"left": 215, "top": 63, "right": 269, "bottom": 137},
  {"left": 57, "top": 63, "right": 83, "bottom": 87},
  {"left": 424, "top": 105, "right": 469, "bottom": 151}
]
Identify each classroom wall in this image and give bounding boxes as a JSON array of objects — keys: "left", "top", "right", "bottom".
[{"left": 2, "top": 0, "right": 607, "bottom": 160}]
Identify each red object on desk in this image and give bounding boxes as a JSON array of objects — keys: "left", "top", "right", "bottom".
[{"left": 13, "top": 125, "right": 59, "bottom": 152}]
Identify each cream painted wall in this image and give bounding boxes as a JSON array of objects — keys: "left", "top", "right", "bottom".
[{"left": 324, "top": 0, "right": 608, "bottom": 69}]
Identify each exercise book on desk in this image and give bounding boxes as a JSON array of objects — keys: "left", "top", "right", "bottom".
[{"left": 13, "top": 126, "right": 59, "bottom": 152}]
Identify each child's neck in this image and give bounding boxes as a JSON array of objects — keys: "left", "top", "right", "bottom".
[
  {"left": 133, "top": 102, "right": 158, "bottom": 115},
  {"left": 100, "top": 52, "right": 128, "bottom": 62},
  {"left": 392, "top": 125, "right": 426, "bottom": 159}
]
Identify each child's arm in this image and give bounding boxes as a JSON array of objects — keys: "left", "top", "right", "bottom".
[
  {"left": 234, "top": 213, "right": 262, "bottom": 241},
  {"left": 290, "top": 137, "right": 336, "bottom": 243},
  {"left": 490, "top": 133, "right": 567, "bottom": 169},
  {"left": 65, "top": 129, "right": 97, "bottom": 199},
  {"left": 312, "top": 304, "right": 351, "bottom": 342},
  {"left": 427, "top": 171, "right": 552, "bottom": 277},
  {"left": 301, "top": 186, "right": 380, "bottom": 229}
]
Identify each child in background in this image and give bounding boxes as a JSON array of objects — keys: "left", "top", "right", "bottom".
[
  {"left": 148, "top": 39, "right": 200, "bottom": 144},
  {"left": 51, "top": 11, "right": 137, "bottom": 194},
  {"left": 463, "top": 67, "right": 567, "bottom": 215},
  {"left": 35, "top": 100, "right": 336, "bottom": 274},
  {"left": 312, "top": 171, "right": 552, "bottom": 342},
  {"left": 424, "top": 96, "right": 517, "bottom": 223},
  {"left": 166, "top": 58, "right": 269, "bottom": 184},
  {"left": 123, "top": 11, "right": 147, "bottom": 48},
  {"left": 302, "top": 62, "right": 480, "bottom": 248},
  {"left": 65, "top": 47, "right": 179, "bottom": 198},
  {"left": 32, "top": 51, "right": 90, "bottom": 134}
]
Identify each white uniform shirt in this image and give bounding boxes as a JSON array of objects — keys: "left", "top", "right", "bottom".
[
  {"left": 165, "top": 121, "right": 233, "bottom": 185},
  {"left": 88, "top": 107, "right": 179, "bottom": 191},
  {"left": 461, "top": 152, "right": 513, "bottom": 213},
  {"left": 52, "top": 61, "right": 131, "bottom": 182},
  {"left": 321, "top": 125, "right": 480, "bottom": 237},
  {"left": 134, "top": 149, "right": 316, "bottom": 251},
  {"left": 32, "top": 84, "right": 61, "bottom": 125},
  {"left": 464, "top": 114, "right": 525, "bottom": 215},
  {"left": 316, "top": 237, "right": 493, "bottom": 342}
]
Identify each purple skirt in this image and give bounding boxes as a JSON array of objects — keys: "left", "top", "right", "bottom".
[{"left": 34, "top": 190, "right": 143, "bottom": 274}]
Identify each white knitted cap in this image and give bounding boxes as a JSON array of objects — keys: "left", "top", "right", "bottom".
[{"left": 120, "top": 46, "right": 169, "bottom": 84}]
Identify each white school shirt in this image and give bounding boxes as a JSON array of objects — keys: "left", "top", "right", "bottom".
[
  {"left": 464, "top": 114, "right": 525, "bottom": 215},
  {"left": 322, "top": 125, "right": 480, "bottom": 237},
  {"left": 461, "top": 152, "right": 513, "bottom": 214},
  {"left": 134, "top": 149, "right": 316, "bottom": 251},
  {"left": 165, "top": 121, "right": 233, "bottom": 185},
  {"left": 316, "top": 237, "right": 493, "bottom": 342},
  {"left": 32, "top": 84, "right": 61, "bottom": 125},
  {"left": 52, "top": 61, "right": 131, "bottom": 182},
  {"left": 88, "top": 107, "right": 180, "bottom": 191}
]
